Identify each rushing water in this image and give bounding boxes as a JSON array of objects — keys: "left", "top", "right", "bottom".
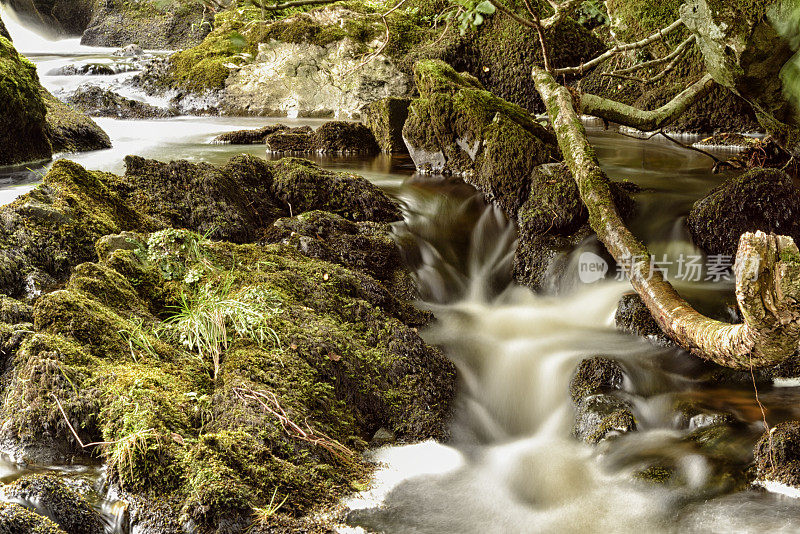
[{"left": 2, "top": 5, "right": 800, "bottom": 532}]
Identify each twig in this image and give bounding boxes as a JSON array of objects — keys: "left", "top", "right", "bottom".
[
  {"left": 553, "top": 18, "right": 684, "bottom": 76},
  {"left": 232, "top": 387, "right": 355, "bottom": 463},
  {"left": 749, "top": 355, "right": 775, "bottom": 473},
  {"left": 602, "top": 36, "right": 695, "bottom": 78},
  {"left": 249, "top": 0, "right": 336, "bottom": 10},
  {"left": 344, "top": 0, "right": 410, "bottom": 77},
  {"left": 659, "top": 130, "right": 721, "bottom": 164},
  {"left": 51, "top": 393, "right": 154, "bottom": 449}
]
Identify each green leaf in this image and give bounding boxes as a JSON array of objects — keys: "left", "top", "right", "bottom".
[
  {"left": 475, "top": 1, "right": 496, "bottom": 15},
  {"left": 474, "top": 12, "right": 484, "bottom": 25}
]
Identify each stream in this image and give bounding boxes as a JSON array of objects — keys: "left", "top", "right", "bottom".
[{"left": 2, "top": 5, "right": 800, "bottom": 533}]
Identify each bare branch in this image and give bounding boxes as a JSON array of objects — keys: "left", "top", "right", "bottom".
[
  {"left": 579, "top": 74, "right": 716, "bottom": 132},
  {"left": 601, "top": 35, "right": 695, "bottom": 82},
  {"left": 249, "top": 0, "right": 336, "bottom": 11},
  {"left": 553, "top": 18, "right": 685, "bottom": 76}
]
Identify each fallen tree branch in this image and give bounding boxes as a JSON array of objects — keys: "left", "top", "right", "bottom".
[
  {"left": 533, "top": 67, "right": 800, "bottom": 369},
  {"left": 553, "top": 18, "right": 684, "bottom": 76},
  {"left": 601, "top": 35, "right": 695, "bottom": 84},
  {"left": 490, "top": 0, "right": 581, "bottom": 30},
  {"left": 578, "top": 74, "right": 716, "bottom": 132}
]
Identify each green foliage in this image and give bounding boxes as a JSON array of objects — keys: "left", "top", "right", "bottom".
[
  {"left": 443, "top": 0, "right": 496, "bottom": 35},
  {"left": 576, "top": 0, "right": 607, "bottom": 26}
]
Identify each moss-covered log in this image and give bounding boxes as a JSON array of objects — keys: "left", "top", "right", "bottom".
[{"left": 533, "top": 67, "right": 800, "bottom": 370}]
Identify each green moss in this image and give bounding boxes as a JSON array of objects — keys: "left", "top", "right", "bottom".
[
  {"left": 0, "top": 36, "right": 51, "bottom": 165},
  {"left": 0, "top": 501, "right": 66, "bottom": 534}
]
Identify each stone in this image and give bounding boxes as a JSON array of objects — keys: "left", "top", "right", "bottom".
[
  {"left": 573, "top": 393, "right": 637, "bottom": 445},
  {"left": 66, "top": 86, "right": 176, "bottom": 119},
  {"left": 311, "top": 121, "right": 379, "bottom": 154},
  {"left": 687, "top": 168, "right": 800, "bottom": 257},
  {"left": 0, "top": 502, "right": 65, "bottom": 534},
  {"left": 362, "top": 97, "right": 412, "bottom": 153},
  {"left": 569, "top": 357, "right": 625, "bottom": 403},
  {"left": 754, "top": 420, "right": 800, "bottom": 488},
  {"left": 265, "top": 131, "right": 313, "bottom": 153},
  {"left": 614, "top": 293, "right": 675, "bottom": 346}
]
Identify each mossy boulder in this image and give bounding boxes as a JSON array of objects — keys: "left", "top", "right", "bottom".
[
  {"left": 687, "top": 168, "right": 800, "bottom": 257},
  {"left": 614, "top": 293, "right": 675, "bottom": 346},
  {"left": 0, "top": 228, "right": 455, "bottom": 531},
  {"left": 311, "top": 121, "right": 379, "bottom": 154},
  {"left": 1, "top": 474, "right": 105, "bottom": 534},
  {"left": 363, "top": 97, "right": 412, "bottom": 153},
  {"left": 0, "top": 154, "right": 400, "bottom": 299},
  {"left": 754, "top": 420, "right": 800, "bottom": 487},
  {"left": 41, "top": 89, "right": 112, "bottom": 153},
  {"left": 0, "top": 36, "right": 52, "bottom": 166},
  {"left": 404, "top": 59, "right": 560, "bottom": 216},
  {"left": 213, "top": 124, "right": 295, "bottom": 145},
  {"left": 0, "top": 502, "right": 65, "bottom": 534},
  {"left": 573, "top": 394, "right": 637, "bottom": 445},
  {"left": 66, "top": 86, "right": 176, "bottom": 119},
  {"left": 81, "top": 0, "right": 211, "bottom": 49},
  {"left": 265, "top": 131, "right": 314, "bottom": 154}
]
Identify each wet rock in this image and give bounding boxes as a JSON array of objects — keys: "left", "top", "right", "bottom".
[
  {"left": 51, "top": 63, "right": 135, "bottom": 76},
  {"left": 1, "top": 474, "right": 105, "bottom": 534},
  {"left": 113, "top": 44, "right": 144, "bottom": 58},
  {"left": 266, "top": 131, "right": 313, "bottom": 154},
  {"left": 362, "top": 97, "right": 412, "bottom": 153},
  {"left": 0, "top": 501, "right": 65, "bottom": 534},
  {"left": 573, "top": 394, "right": 637, "bottom": 445},
  {"left": 614, "top": 293, "right": 675, "bottom": 347},
  {"left": 311, "top": 121, "right": 379, "bottom": 155},
  {"left": 81, "top": 0, "right": 211, "bottom": 50},
  {"left": 687, "top": 167, "right": 800, "bottom": 257},
  {"left": 754, "top": 421, "right": 800, "bottom": 488},
  {"left": 403, "top": 60, "right": 560, "bottom": 216},
  {"left": 213, "top": 125, "right": 290, "bottom": 145},
  {"left": 4, "top": 0, "right": 93, "bottom": 36},
  {"left": 370, "top": 427, "right": 397, "bottom": 447},
  {"left": 0, "top": 36, "right": 52, "bottom": 166},
  {"left": 672, "top": 398, "right": 737, "bottom": 431},
  {"left": 42, "top": 90, "right": 112, "bottom": 153},
  {"left": 66, "top": 86, "right": 176, "bottom": 119},
  {"left": 569, "top": 357, "right": 625, "bottom": 403}
]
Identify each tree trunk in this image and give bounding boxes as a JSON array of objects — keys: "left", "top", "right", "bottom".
[{"left": 532, "top": 67, "right": 800, "bottom": 369}]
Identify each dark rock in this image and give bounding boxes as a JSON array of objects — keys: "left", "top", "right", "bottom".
[
  {"left": 754, "top": 420, "right": 800, "bottom": 488},
  {"left": 265, "top": 131, "right": 313, "bottom": 153},
  {"left": 615, "top": 293, "right": 675, "bottom": 346},
  {"left": 573, "top": 393, "right": 637, "bottom": 445},
  {"left": 81, "top": 0, "right": 211, "bottom": 50},
  {"left": 569, "top": 357, "right": 625, "bottom": 403},
  {"left": 0, "top": 501, "right": 65, "bottom": 534},
  {"left": 311, "top": 121, "right": 379, "bottom": 155},
  {"left": 0, "top": 14, "right": 10, "bottom": 41},
  {"left": 213, "top": 125, "right": 289, "bottom": 145},
  {"left": 66, "top": 86, "right": 176, "bottom": 119},
  {"left": 1, "top": 474, "right": 105, "bottom": 534},
  {"left": 51, "top": 63, "right": 133, "bottom": 76},
  {"left": 369, "top": 427, "right": 397, "bottom": 447},
  {"left": 687, "top": 168, "right": 800, "bottom": 257},
  {"left": 5, "top": 0, "right": 93, "bottom": 36},
  {"left": 363, "top": 97, "right": 411, "bottom": 153}
]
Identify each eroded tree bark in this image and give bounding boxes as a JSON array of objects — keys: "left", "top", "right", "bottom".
[{"left": 533, "top": 67, "right": 800, "bottom": 369}]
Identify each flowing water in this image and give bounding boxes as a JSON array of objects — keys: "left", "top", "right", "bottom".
[{"left": 2, "top": 6, "right": 800, "bottom": 532}]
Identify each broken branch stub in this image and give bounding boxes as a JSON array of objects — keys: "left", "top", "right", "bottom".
[{"left": 532, "top": 66, "right": 800, "bottom": 369}]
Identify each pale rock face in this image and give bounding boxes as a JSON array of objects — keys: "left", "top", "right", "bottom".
[{"left": 221, "top": 38, "right": 412, "bottom": 119}]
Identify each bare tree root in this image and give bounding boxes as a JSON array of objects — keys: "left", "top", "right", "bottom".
[{"left": 533, "top": 67, "right": 800, "bottom": 370}]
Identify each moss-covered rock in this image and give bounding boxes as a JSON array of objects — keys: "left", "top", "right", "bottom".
[
  {"left": 0, "top": 36, "right": 52, "bottom": 166},
  {"left": 311, "top": 121, "right": 379, "bottom": 154},
  {"left": 754, "top": 420, "right": 800, "bottom": 487},
  {"left": 573, "top": 393, "right": 637, "bottom": 445},
  {"left": 81, "top": 0, "right": 211, "bottom": 49},
  {"left": 404, "top": 59, "right": 560, "bottom": 217},
  {"left": 1, "top": 474, "right": 105, "bottom": 534},
  {"left": 569, "top": 356, "right": 625, "bottom": 403},
  {"left": 0, "top": 154, "right": 400, "bottom": 299},
  {"left": 66, "top": 86, "right": 176, "bottom": 119},
  {"left": 41, "top": 89, "right": 112, "bottom": 153},
  {"left": 265, "top": 131, "right": 314, "bottom": 154},
  {"left": 0, "top": 228, "right": 455, "bottom": 531},
  {"left": 213, "top": 124, "right": 294, "bottom": 145},
  {"left": 362, "top": 97, "right": 411, "bottom": 153},
  {"left": 687, "top": 168, "right": 800, "bottom": 257},
  {"left": 614, "top": 293, "right": 675, "bottom": 346},
  {"left": 0, "top": 502, "right": 65, "bottom": 534}
]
